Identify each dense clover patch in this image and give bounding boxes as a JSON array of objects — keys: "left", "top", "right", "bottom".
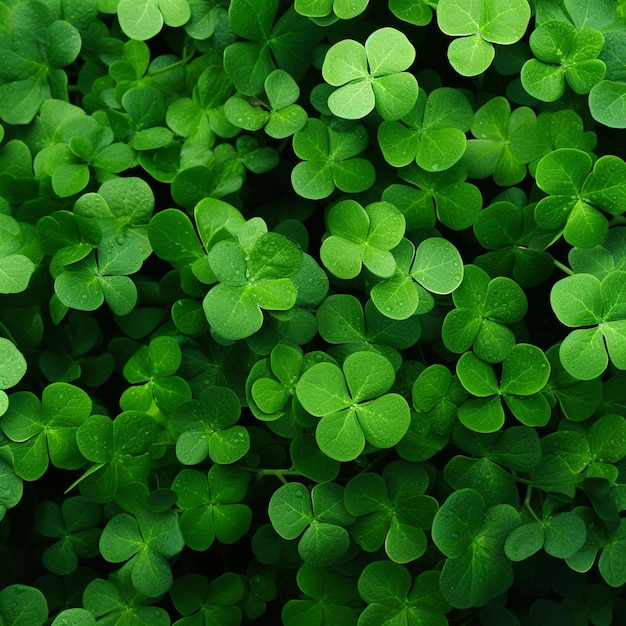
[{"left": 0, "top": 1, "right": 625, "bottom": 625}]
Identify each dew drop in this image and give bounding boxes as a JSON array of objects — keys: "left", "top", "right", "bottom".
[
  {"left": 451, "top": 532, "right": 459, "bottom": 540},
  {"left": 294, "top": 490, "right": 303, "bottom": 498}
]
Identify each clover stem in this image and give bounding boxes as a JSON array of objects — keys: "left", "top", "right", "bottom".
[
  {"left": 523, "top": 485, "right": 542, "bottom": 523},
  {"left": 246, "top": 467, "right": 303, "bottom": 484},
  {"left": 553, "top": 258, "right": 574, "bottom": 276}
]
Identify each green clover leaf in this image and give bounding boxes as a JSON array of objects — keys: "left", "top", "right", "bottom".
[
  {"left": 456, "top": 344, "right": 551, "bottom": 432},
  {"left": 1, "top": 383, "right": 91, "bottom": 481},
  {"left": 462, "top": 96, "right": 535, "bottom": 186},
  {"left": 268, "top": 481, "right": 355, "bottom": 566},
  {"left": 397, "top": 162, "right": 482, "bottom": 230},
  {"left": 171, "top": 386, "right": 249, "bottom": 465},
  {"left": 34, "top": 496, "right": 102, "bottom": 575},
  {"left": 521, "top": 21, "right": 606, "bottom": 102},
  {"left": 171, "top": 465, "right": 252, "bottom": 551},
  {"left": 170, "top": 573, "right": 244, "bottom": 625},
  {"left": 432, "top": 488, "right": 521, "bottom": 608},
  {"left": 203, "top": 226, "right": 303, "bottom": 340},
  {"left": 99, "top": 506, "right": 184, "bottom": 597},
  {"left": 282, "top": 564, "right": 358, "bottom": 626},
  {"left": 436, "top": 0, "right": 531, "bottom": 76},
  {"left": 291, "top": 118, "right": 375, "bottom": 199},
  {"left": 296, "top": 350, "right": 411, "bottom": 461},
  {"left": 551, "top": 270, "right": 626, "bottom": 379},
  {"left": 344, "top": 461, "right": 438, "bottom": 563},
  {"left": 378, "top": 87, "right": 473, "bottom": 170},
  {"left": 442, "top": 264, "right": 528, "bottom": 363},
  {"left": 320, "top": 199, "right": 405, "bottom": 280},
  {"left": 535, "top": 149, "right": 626, "bottom": 248},
  {"left": 358, "top": 563, "right": 450, "bottom": 625},
  {"left": 322, "top": 27, "right": 418, "bottom": 120}
]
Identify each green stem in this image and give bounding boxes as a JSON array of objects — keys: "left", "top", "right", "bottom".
[
  {"left": 245, "top": 467, "right": 303, "bottom": 485},
  {"left": 553, "top": 258, "right": 574, "bottom": 276},
  {"left": 523, "top": 485, "right": 542, "bottom": 523},
  {"left": 148, "top": 47, "right": 194, "bottom": 76}
]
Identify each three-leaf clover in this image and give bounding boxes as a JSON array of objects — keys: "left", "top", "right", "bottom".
[
  {"left": 34, "top": 496, "right": 102, "bottom": 575},
  {"left": 550, "top": 271, "right": 626, "bottom": 380},
  {"left": 268, "top": 481, "right": 355, "bottom": 566},
  {"left": 99, "top": 506, "right": 184, "bottom": 597},
  {"left": 436, "top": 0, "right": 531, "bottom": 77},
  {"left": 358, "top": 562, "right": 450, "bottom": 625},
  {"left": 224, "top": 69, "right": 308, "bottom": 139},
  {"left": 171, "top": 465, "right": 252, "bottom": 551},
  {"left": 521, "top": 21, "right": 606, "bottom": 102},
  {"left": 281, "top": 564, "right": 358, "bottom": 625},
  {"left": 534, "top": 149, "right": 626, "bottom": 248},
  {"left": 1, "top": 383, "right": 91, "bottom": 481},
  {"left": 203, "top": 221, "right": 303, "bottom": 340},
  {"left": 456, "top": 344, "right": 551, "bottom": 432},
  {"left": 322, "top": 27, "right": 418, "bottom": 120},
  {"left": 432, "top": 488, "right": 521, "bottom": 608},
  {"left": 320, "top": 199, "right": 405, "bottom": 280},
  {"left": 378, "top": 87, "right": 473, "bottom": 170},
  {"left": 344, "top": 461, "right": 438, "bottom": 563},
  {"left": 370, "top": 237, "right": 464, "bottom": 321},
  {"left": 442, "top": 264, "right": 528, "bottom": 363},
  {"left": 169, "top": 573, "right": 244, "bottom": 626},
  {"left": 291, "top": 118, "right": 375, "bottom": 199},
  {"left": 73, "top": 411, "right": 161, "bottom": 503},
  {"left": 296, "top": 350, "right": 411, "bottom": 461},
  {"left": 171, "top": 386, "right": 249, "bottom": 465}
]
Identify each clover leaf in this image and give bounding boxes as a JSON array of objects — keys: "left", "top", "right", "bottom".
[
  {"left": 121, "top": 335, "right": 192, "bottom": 414},
  {"left": 344, "top": 461, "right": 438, "bottom": 563},
  {"left": 117, "top": 0, "right": 191, "bottom": 41},
  {"left": 550, "top": 270, "right": 626, "bottom": 380},
  {"left": 389, "top": 0, "right": 435, "bottom": 26},
  {"left": 432, "top": 488, "right": 521, "bottom": 608},
  {"left": 224, "top": 70, "right": 308, "bottom": 139},
  {"left": 295, "top": 0, "right": 369, "bottom": 23},
  {"left": 404, "top": 364, "right": 468, "bottom": 461},
  {"left": 171, "top": 386, "right": 249, "bottom": 465},
  {"left": 0, "top": 4, "right": 81, "bottom": 125},
  {"left": 82, "top": 573, "right": 170, "bottom": 625},
  {"left": 462, "top": 96, "right": 535, "bottom": 186},
  {"left": 73, "top": 411, "right": 161, "bottom": 503},
  {"left": 291, "top": 118, "right": 375, "bottom": 199},
  {"left": 0, "top": 383, "right": 91, "bottom": 481},
  {"left": 543, "top": 345, "right": 603, "bottom": 422},
  {"left": 442, "top": 264, "right": 528, "bottom": 363},
  {"left": 456, "top": 344, "right": 551, "bottom": 432},
  {"left": 203, "top": 224, "right": 303, "bottom": 340},
  {"left": 316, "top": 295, "right": 421, "bottom": 371},
  {"left": 0, "top": 585, "right": 48, "bottom": 626},
  {"left": 268, "top": 481, "right": 355, "bottom": 566},
  {"left": 505, "top": 511, "right": 587, "bottom": 561},
  {"left": 0, "top": 214, "right": 40, "bottom": 295},
  {"left": 397, "top": 163, "right": 482, "bottom": 230},
  {"left": 99, "top": 506, "right": 184, "bottom": 598},
  {"left": 320, "top": 199, "right": 405, "bottom": 280},
  {"left": 436, "top": 0, "right": 531, "bottom": 76},
  {"left": 224, "top": 1, "right": 322, "bottom": 95},
  {"left": 282, "top": 564, "right": 358, "bottom": 626},
  {"left": 358, "top": 562, "right": 450, "bottom": 625},
  {"left": 171, "top": 465, "right": 252, "bottom": 551},
  {"left": 296, "top": 350, "right": 411, "bottom": 461},
  {"left": 169, "top": 573, "right": 244, "bottom": 626},
  {"left": 473, "top": 200, "right": 555, "bottom": 287},
  {"left": 0, "top": 456, "right": 23, "bottom": 523},
  {"left": 521, "top": 21, "right": 606, "bottom": 102},
  {"left": 378, "top": 87, "right": 473, "bottom": 170},
  {"left": 589, "top": 79, "right": 626, "bottom": 129},
  {"left": 0, "top": 337, "right": 27, "bottom": 417},
  {"left": 534, "top": 149, "right": 626, "bottom": 248},
  {"left": 34, "top": 496, "right": 102, "bottom": 575},
  {"left": 322, "top": 27, "right": 418, "bottom": 120}
]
